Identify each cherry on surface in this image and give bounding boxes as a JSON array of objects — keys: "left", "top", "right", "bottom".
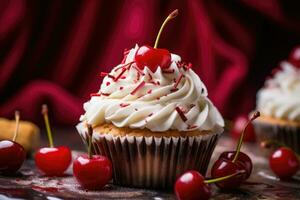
[
  {"left": 174, "top": 170, "right": 244, "bottom": 200},
  {"left": 175, "top": 170, "right": 211, "bottom": 200},
  {"left": 211, "top": 111, "right": 260, "bottom": 189},
  {"left": 231, "top": 115, "right": 256, "bottom": 142},
  {"left": 0, "top": 140, "right": 25, "bottom": 175},
  {"left": 73, "top": 125, "right": 112, "bottom": 190},
  {"left": 35, "top": 104, "right": 72, "bottom": 176},
  {"left": 73, "top": 154, "right": 112, "bottom": 190},
  {"left": 0, "top": 111, "right": 25, "bottom": 175},
  {"left": 269, "top": 147, "right": 300, "bottom": 179},
  {"left": 35, "top": 146, "right": 71, "bottom": 176}
]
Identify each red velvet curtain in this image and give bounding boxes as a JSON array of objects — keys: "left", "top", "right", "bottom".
[{"left": 1, "top": 0, "right": 300, "bottom": 125}]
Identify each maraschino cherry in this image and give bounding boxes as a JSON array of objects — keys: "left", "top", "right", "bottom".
[
  {"left": 231, "top": 115, "right": 256, "bottom": 142},
  {"left": 35, "top": 104, "right": 72, "bottom": 176},
  {"left": 134, "top": 9, "right": 178, "bottom": 71},
  {"left": 175, "top": 170, "right": 245, "bottom": 200},
  {"left": 73, "top": 125, "right": 112, "bottom": 190},
  {"left": 289, "top": 45, "right": 300, "bottom": 68},
  {"left": 211, "top": 111, "right": 260, "bottom": 189},
  {"left": 261, "top": 140, "right": 300, "bottom": 179},
  {"left": 0, "top": 111, "right": 26, "bottom": 175}
]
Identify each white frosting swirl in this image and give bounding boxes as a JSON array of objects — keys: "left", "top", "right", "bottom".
[
  {"left": 257, "top": 61, "right": 300, "bottom": 122},
  {"left": 80, "top": 44, "right": 224, "bottom": 132}
]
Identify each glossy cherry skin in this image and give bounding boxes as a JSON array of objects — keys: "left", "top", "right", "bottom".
[
  {"left": 73, "top": 154, "right": 113, "bottom": 190},
  {"left": 269, "top": 147, "right": 300, "bottom": 179},
  {"left": 35, "top": 146, "right": 71, "bottom": 176},
  {"left": 134, "top": 45, "right": 171, "bottom": 71},
  {"left": 289, "top": 46, "right": 300, "bottom": 68},
  {"left": 219, "top": 151, "right": 253, "bottom": 178},
  {"left": 231, "top": 116, "right": 256, "bottom": 142},
  {"left": 211, "top": 158, "right": 246, "bottom": 189},
  {"left": 0, "top": 140, "right": 26, "bottom": 175},
  {"left": 175, "top": 170, "right": 211, "bottom": 200}
]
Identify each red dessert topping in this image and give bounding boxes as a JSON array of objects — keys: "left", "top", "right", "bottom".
[
  {"left": 148, "top": 113, "right": 153, "bottom": 117},
  {"left": 175, "top": 106, "right": 187, "bottom": 122},
  {"left": 120, "top": 86, "right": 124, "bottom": 90},
  {"left": 90, "top": 93, "right": 101, "bottom": 97},
  {"left": 100, "top": 72, "right": 108, "bottom": 77},
  {"left": 131, "top": 81, "right": 145, "bottom": 95},
  {"left": 114, "top": 67, "right": 127, "bottom": 82},
  {"left": 147, "top": 89, "right": 152, "bottom": 94},
  {"left": 101, "top": 92, "right": 110, "bottom": 96},
  {"left": 173, "top": 73, "right": 184, "bottom": 90},
  {"left": 187, "top": 125, "right": 198, "bottom": 129},
  {"left": 162, "top": 69, "right": 175, "bottom": 73},
  {"left": 106, "top": 82, "right": 110, "bottom": 86},
  {"left": 120, "top": 103, "right": 130, "bottom": 107}
]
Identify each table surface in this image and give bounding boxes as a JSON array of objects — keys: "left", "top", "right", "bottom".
[{"left": 1, "top": 128, "right": 300, "bottom": 200}]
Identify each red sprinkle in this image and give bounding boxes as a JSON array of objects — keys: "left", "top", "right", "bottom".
[
  {"left": 114, "top": 67, "right": 127, "bottom": 81},
  {"left": 148, "top": 113, "right": 153, "bottom": 117},
  {"left": 162, "top": 69, "right": 175, "bottom": 73},
  {"left": 120, "top": 86, "right": 124, "bottom": 90},
  {"left": 132, "top": 65, "right": 145, "bottom": 76},
  {"left": 173, "top": 73, "right": 184, "bottom": 89},
  {"left": 147, "top": 89, "right": 152, "bottom": 94},
  {"left": 120, "top": 103, "right": 130, "bottom": 107},
  {"left": 131, "top": 81, "right": 145, "bottom": 95},
  {"left": 175, "top": 107, "right": 187, "bottom": 122},
  {"left": 157, "top": 81, "right": 160, "bottom": 85},
  {"left": 114, "top": 61, "right": 134, "bottom": 72},
  {"left": 101, "top": 92, "right": 110, "bottom": 96},
  {"left": 170, "top": 88, "right": 179, "bottom": 93},
  {"left": 100, "top": 72, "right": 108, "bottom": 77},
  {"left": 90, "top": 93, "right": 101, "bottom": 97},
  {"left": 187, "top": 125, "right": 198, "bottom": 129},
  {"left": 106, "top": 82, "right": 110, "bottom": 86}
]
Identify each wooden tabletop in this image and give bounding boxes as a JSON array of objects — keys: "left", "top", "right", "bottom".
[{"left": 1, "top": 128, "right": 300, "bottom": 200}]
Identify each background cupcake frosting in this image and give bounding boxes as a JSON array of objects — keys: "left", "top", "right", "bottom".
[
  {"left": 257, "top": 61, "right": 300, "bottom": 122},
  {"left": 80, "top": 45, "right": 224, "bottom": 132}
]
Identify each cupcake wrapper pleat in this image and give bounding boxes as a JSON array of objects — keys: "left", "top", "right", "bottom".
[
  {"left": 253, "top": 121, "right": 300, "bottom": 154},
  {"left": 77, "top": 123, "right": 220, "bottom": 189}
]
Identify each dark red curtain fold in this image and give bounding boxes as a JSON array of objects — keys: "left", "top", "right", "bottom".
[{"left": 1, "top": 0, "right": 300, "bottom": 125}]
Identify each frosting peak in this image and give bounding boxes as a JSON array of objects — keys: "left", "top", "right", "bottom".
[{"left": 80, "top": 45, "right": 224, "bottom": 132}]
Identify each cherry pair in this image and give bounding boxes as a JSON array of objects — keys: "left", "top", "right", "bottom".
[
  {"left": 211, "top": 111, "right": 260, "bottom": 189},
  {"left": 261, "top": 140, "right": 300, "bottom": 179},
  {"left": 0, "top": 111, "right": 26, "bottom": 175}
]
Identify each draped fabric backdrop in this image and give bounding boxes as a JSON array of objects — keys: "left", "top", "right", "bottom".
[{"left": 1, "top": 0, "right": 300, "bottom": 125}]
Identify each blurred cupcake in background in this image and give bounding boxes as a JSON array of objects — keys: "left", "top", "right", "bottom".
[{"left": 253, "top": 46, "right": 300, "bottom": 154}]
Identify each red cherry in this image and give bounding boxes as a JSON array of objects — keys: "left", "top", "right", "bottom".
[
  {"left": 175, "top": 170, "right": 211, "bottom": 200},
  {"left": 289, "top": 46, "right": 300, "bottom": 68},
  {"left": 73, "top": 154, "right": 112, "bottom": 190},
  {"left": 35, "top": 146, "right": 71, "bottom": 176},
  {"left": 211, "top": 155, "right": 248, "bottom": 189},
  {"left": 219, "top": 151, "right": 252, "bottom": 178},
  {"left": 231, "top": 116, "right": 256, "bottom": 142},
  {"left": 0, "top": 140, "right": 26, "bottom": 175},
  {"left": 269, "top": 147, "right": 300, "bottom": 179},
  {"left": 134, "top": 45, "right": 171, "bottom": 71}
]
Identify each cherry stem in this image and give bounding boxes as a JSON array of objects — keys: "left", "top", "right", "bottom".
[
  {"left": 204, "top": 170, "right": 246, "bottom": 184},
  {"left": 13, "top": 111, "right": 20, "bottom": 141},
  {"left": 154, "top": 9, "right": 178, "bottom": 48},
  {"left": 232, "top": 111, "right": 260, "bottom": 163},
  {"left": 87, "top": 124, "right": 93, "bottom": 159},
  {"left": 42, "top": 104, "right": 54, "bottom": 148}
]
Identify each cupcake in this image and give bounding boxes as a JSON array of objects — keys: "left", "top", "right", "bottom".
[
  {"left": 253, "top": 56, "right": 300, "bottom": 154},
  {"left": 76, "top": 44, "right": 224, "bottom": 189}
]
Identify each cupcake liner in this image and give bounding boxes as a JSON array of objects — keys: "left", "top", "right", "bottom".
[
  {"left": 77, "top": 123, "right": 221, "bottom": 189},
  {"left": 253, "top": 121, "right": 300, "bottom": 154}
]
